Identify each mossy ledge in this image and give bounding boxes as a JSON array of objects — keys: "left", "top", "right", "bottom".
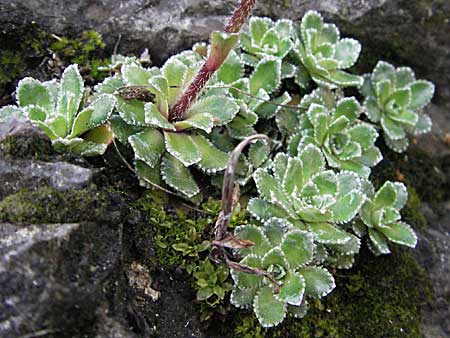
[
  {"left": 0, "top": 185, "right": 110, "bottom": 224},
  {"left": 208, "top": 246, "right": 431, "bottom": 338}
]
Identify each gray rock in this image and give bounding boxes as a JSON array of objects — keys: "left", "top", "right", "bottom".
[
  {"left": 0, "top": 120, "right": 94, "bottom": 199},
  {"left": 0, "top": 0, "right": 448, "bottom": 99},
  {"left": 417, "top": 202, "right": 450, "bottom": 338},
  {"left": 0, "top": 221, "right": 126, "bottom": 337}
]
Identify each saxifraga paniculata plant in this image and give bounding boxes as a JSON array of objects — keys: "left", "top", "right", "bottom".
[{"left": 0, "top": 1, "right": 436, "bottom": 329}]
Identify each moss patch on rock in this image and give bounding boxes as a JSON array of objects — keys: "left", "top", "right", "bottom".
[
  {"left": 210, "top": 247, "right": 431, "bottom": 338},
  {"left": 0, "top": 185, "right": 109, "bottom": 224}
]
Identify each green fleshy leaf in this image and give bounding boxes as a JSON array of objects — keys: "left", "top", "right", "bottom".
[
  {"left": 209, "top": 31, "right": 239, "bottom": 67},
  {"left": 309, "top": 222, "right": 352, "bottom": 245},
  {"left": 288, "top": 301, "right": 309, "bottom": 319},
  {"left": 409, "top": 80, "right": 434, "bottom": 110},
  {"left": 250, "top": 17, "right": 271, "bottom": 45},
  {"left": 301, "top": 11, "right": 323, "bottom": 42},
  {"left": 334, "top": 38, "right": 361, "bottom": 69},
  {"left": 298, "top": 144, "right": 325, "bottom": 183},
  {"left": 313, "top": 171, "right": 338, "bottom": 195},
  {"left": 332, "top": 191, "right": 365, "bottom": 223},
  {"left": 348, "top": 124, "right": 378, "bottom": 150},
  {"left": 391, "top": 88, "right": 412, "bottom": 108},
  {"left": 190, "top": 134, "right": 228, "bottom": 173},
  {"left": 187, "top": 96, "right": 239, "bottom": 126},
  {"left": 255, "top": 92, "right": 292, "bottom": 119},
  {"left": 24, "top": 106, "right": 47, "bottom": 122},
  {"left": 70, "top": 94, "right": 115, "bottom": 138},
  {"left": 164, "top": 131, "right": 201, "bottom": 167},
  {"left": 254, "top": 286, "right": 287, "bottom": 328},
  {"left": 230, "top": 287, "right": 257, "bottom": 309},
  {"left": 334, "top": 97, "right": 361, "bottom": 122},
  {"left": 135, "top": 159, "right": 162, "bottom": 187},
  {"left": 122, "top": 64, "right": 152, "bottom": 86},
  {"left": 248, "top": 140, "right": 271, "bottom": 167},
  {"left": 59, "top": 64, "right": 84, "bottom": 127},
  {"left": 412, "top": 113, "right": 432, "bottom": 135},
  {"left": 326, "top": 70, "right": 363, "bottom": 87},
  {"left": 217, "top": 50, "right": 244, "bottom": 84},
  {"left": 247, "top": 198, "right": 289, "bottom": 221},
  {"left": 249, "top": 58, "right": 282, "bottom": 95},
  {"left": 144, "top": 102, "right": 175, "bottom": 130},
  {"left": 263, "top": 218, "right": 288, "bottom": 246},
  {"left": 395, "top": 67, "right": 415, "bottom": 88},
  {"left": 281, "top": 230, "right": 314, "bottom": 268},
  {"left": 109, "top": 115, "right": 142, "bottom": 144},
  {"left": 17, "top": 78, "right": 52, "bottom": 111},
  {"left": 368, "top": 228, "right": 391, "bottom": 255},
  {"left": 282, "top": 157, "right": 304, "bottom": 195},
  {"left": 116, "top": 97, "right": 146, "bottom": 126},
  {"left": 262, "top": 247, "right": 289, "bottom": 269},
  {"left": 174, "top": 113, "right": 214, "bottom": 133},
  {"left": 128, "top": 128, "right": 165, "bottom": 168},
  {"left": 364, "top": 97, "right": 382, "bottom": 123},
  {"left": 378, "top": 221, "right": 417, "bottom": 248},
  {"left": 277, "top": 271, "right": 305, "bottom": 306},
  {"left": 298, "top": 266, "right": 335, "bottom": 298},
  {"left": 381, "top": 116, "right": 406, "bottom": 140},
  {"left": 235, "top": 224, "right": 272, "bottom": 257},
  {"left": 232, "top": 255, "right": 264, "bottom": 288},
  {"left": 392, "top": 182, "right": 408, "bottom": 210},
  {"left": 95, "top": 76, "right": 124, "bottom": 94},
  {"left": 161, "top": 152, "right": 200, "bottom": 198},
  {"left": 371, "top": 61, "right": 396, "bottom": 84},
  {"left": 373, "top": 181, "right": 397, "bottom": 209},
  {"left": 359, "top": 146, "right": 383, "bottom": 167},
  {"left": 0, "top": 105, "right": 27, "bottom": 122},
  {"left": 53, "top": 137, "right": 107, "bottom": 157}
]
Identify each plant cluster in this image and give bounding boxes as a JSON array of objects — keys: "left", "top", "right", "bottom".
[{"left": 0, "top": 1, "right": 434, "bottom": 331}]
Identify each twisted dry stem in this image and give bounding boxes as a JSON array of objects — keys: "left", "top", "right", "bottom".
[{"left": 168, "top": 0, "right": 257, "bottom": 122}]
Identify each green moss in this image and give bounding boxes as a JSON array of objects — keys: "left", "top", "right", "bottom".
[
  {"left": 212, "top": 247, "right": 431, "bottom": 338},
  {"left": 50, "top": 30, "right": 109, "bottom": 80},
  {"left": 0, "top": 185, "right": 109, "bottom": 224},
  {"left": 0, "top": 27, "right": 109, "bottom": 92},
  {"left": 402, "top": 187, "right": 427, "bottom": 232}
]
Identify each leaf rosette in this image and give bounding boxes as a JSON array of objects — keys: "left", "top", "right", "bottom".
[
  {"left": 231, "top": 219, "right": 335, "bottom": 327},
  {"left": 288, "top": 92, "right": 382, "bottom": 178},
  {"left": 293, "top": 11, "right": 363, "bottom": 89},
  {"left": 360, "top": 61, "right": 434, "bottom": 152},
  {"left": 356, "top": 181, "right": 417, "bottom": 255},
  {"left": 2, "top": 64, "right": 115, "bottom": 156}
]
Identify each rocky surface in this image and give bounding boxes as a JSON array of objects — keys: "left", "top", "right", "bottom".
[
  {"left": 0, "top": 1, "right": 449, "bottom": 337},
  {"left": 416, "top": 202, "right": 450, "bottom": 338},
  {"left": 0, "top": 0, "right": 448, "bottom": 100}
]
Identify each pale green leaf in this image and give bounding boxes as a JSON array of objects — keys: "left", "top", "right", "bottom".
[
  {"left": 409, "top": 80, "right": 434, "bottom": 110},
  {"left": 254, "top": 286, "right": 287, "bottom": 328},
  {"left": 334, "top": 38, "right": 361, "bottom": 69},
  {"left": 164, "top": 131, "right": 201, "bottom": 166},
  {"left": 70, "top": 94, "right": 115, "bottom": 138},
  {"left": 277, "top": 271, "right": 305, "bottom": 306},
  {"left": 161, "top": 152, "right": 200, "bottom": 198},
  {"left": 249, "top": 58, "right": 281, "bottom": 95},
  {"left": 298, "top": 266, "right": 335, "bottom": 298},
  {"left": 281, "top": 230, "right": 314, "bottom": 268},
  {"left": 144, "top": 102, "right": 175, "bottom": 130},
  {"left": 187, "top": 96, "right": 239, "bottom": 126},
  {"left": 17, "top": 77, "right": 52, "bottom": 111},
  {"left": 378, "top": 221, "right": 417, "bottom": 248},
  {"left": 129, "top": 128, "right": 164, "bottom": 168}
]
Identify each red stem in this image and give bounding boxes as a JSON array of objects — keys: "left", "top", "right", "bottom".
[{"left": 169, "top": 0, "right": 257, "bottom": 122}]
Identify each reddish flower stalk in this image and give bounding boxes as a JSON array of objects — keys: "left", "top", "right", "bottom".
[{"left": 168, "top": 0, "right": 257, "bottom": 122}]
